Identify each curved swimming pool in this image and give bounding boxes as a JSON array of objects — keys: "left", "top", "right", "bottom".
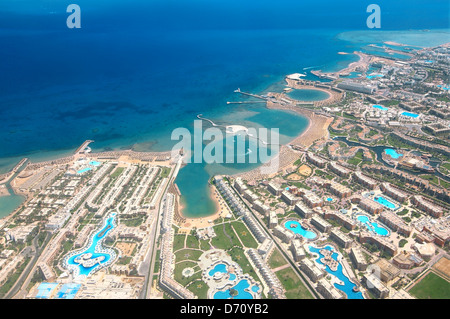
[
  {"left": 284, "top": 220, "right": 317, "bottom": 240},
  {"left": 65, "top": 213, "right": 116, "bottom": 277},
  {"left": 308, "top": 245, "right": 364, "bottom": 299},
  {"left": 356, "top": 215, "right": 389, "bottom": 236}
]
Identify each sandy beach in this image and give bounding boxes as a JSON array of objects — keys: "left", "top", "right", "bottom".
[{"left": 177, "top": 184, "right": 231, "bottom": 230}]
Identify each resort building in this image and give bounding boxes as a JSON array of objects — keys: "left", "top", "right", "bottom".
[
  {"left": 244, "top": 189, "right": 259, "bottom": 204},
  {"left": 380, "top": 183, "right": 408, "bottom": 203},
  {"left": 362, "top": 273, "right": 389, "bottom": 299},
  {"left": 317, "top": 278, "right": 344, "bottom": 299},
  {"left": 328, "top": 162, "right": 351, "bottom": 178},
  {"left": 359, "top": 231, "right": 397, "bottom": 256},
  {"left": 268, "top": 182, "right": 282, "bottom": 196},
  {"left": 273, "top": 225, "right": 295, "bottom": 244},
  {"left": 290, "top": 239, "right": 306, "bottom": 262},
  {"left": 392, "top": 251, "right": 424, "bottom": 269},
  {"left": 46, "top": 209, "right": 71, "bottom": 231},
  {"left": 258, "top": 238, "right": 275, "bottom": 258},
  {"left": 330, "top": 229, "right": 353, "bottom": 248},
  {"left": 324, "top": 212, "right": 356, "bottom": 230},
  {"left": 310, "top": 216, "right": 332, "bottom": 233},
  {"left": 253, "top": 200, "right": 270, "bottom": 216},
  {"left": 337, "top": 81, "right": 376, "bottom": 94},
  {"left": 328, "top": 181, "right": 352, "bottom": 199},
  {"left": 294, "top": 202, "right": 315, "bottom": 219},
  {"left": 7, "top": 222, "right": 38, "bottom": 243},
  {"left": 300, "top": 258, "right": 325, "bottom": 283},
  {"left": 243, "top": 213, "right": 268, "bottom": 244},
  {"left": 359, "top": 197, "right": 384, "bottom": 215},
  {"left": 411, "top": 195, "right": 444, "bottom": 218},
  {"left": 374, "top": 259, "right": 401, "bottom": 283},
  {"left": 379, "top": 211, "right": 412, "bottom": 236},
  {"left": 353, "top": 171, "right": 378, "bottom": 190},
  {"left": 306, "top": 152, "right": 327, "bottom": 168},
  {"left": 349, "top": 247, "right": 368, "bottom": 271},
  {"left": 247, "top": 249, "right": 286, "bottom": 299},
  {"left": 281, "top": 190, "right": 299, "bottom": 206},
  {"left": 302, "top": 191, "right": 324, "bottom": 208},
  {"left": 268, "top": 211, "right": 278, "bottom": 229},
  {"left": 233, "top": 177, "right": 247, "bottom": 194}
]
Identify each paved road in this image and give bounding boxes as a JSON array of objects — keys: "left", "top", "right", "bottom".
[{"left": 7, "top": 231, "right": 51, "bottom": 299}]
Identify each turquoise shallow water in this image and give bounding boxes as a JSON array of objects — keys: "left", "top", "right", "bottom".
[
  {"left": 287, "top": 89, "right": 330, "bottom": 102},
  {"left": 0, "top": 194, "right": 25, "bottom": 219}
]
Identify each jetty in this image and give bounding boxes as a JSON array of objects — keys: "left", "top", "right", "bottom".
[
  {"left": 226, "top": 101, "right": 266, "bottom": 104},
  {"left": 75, "top": 140, "right": 95, "bottom": 155},
  {"left": 234, "top": 88, "right": 268, "bottom": 101}
]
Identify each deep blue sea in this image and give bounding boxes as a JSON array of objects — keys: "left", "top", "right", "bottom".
[{"left": 0, "top": 0, "right": 448, "bottom": 217}]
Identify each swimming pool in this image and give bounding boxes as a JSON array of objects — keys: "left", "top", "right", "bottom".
[
  {"left": 356, "top": 215, "right": 389, "bottom": 236},
  {"left": 326, "top": 197, "right": 333, "bottom": 202},
  {"left": 373, "top": 195, "right": 397, "bottom": 210},
  {"left": 284, "top": 220, "right": 317, "bottom": 240},
  {"left": 65, "top": 213, "right": 116, "bottom": 277},
  {"left": 308, "top": 245, "right": 364, "bottom": 299},
  {"left": 209, "top": 263, "right": 228, "bottom": 277},
  {"left": 372, "top": 104, "right": 388, "bottom": 111},
  {"left": 384, "top": 148, "right": 403, "bottom": 159},
  {"left": 89, "top": 161, "right": 101, "bottom": 166},
  {"left": 77, "top": 167, "right": 92, "bottom": 174},
  {"left": 401, "top": 111, "right": 419, "bottom": 118},
  {"left": 366, "top": 73, "right": 383, "bottom": 79},
  {"left": 213, "top": 279, "right": 254, "bottom": 299}
]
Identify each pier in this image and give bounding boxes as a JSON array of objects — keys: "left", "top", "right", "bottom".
[
  {"left": 74, "top": 140, "right": 94, "bottom": 155},
  {"left": 226, "top": 101, "right": 266, "bottom": 104},
  {"left": 234, "top": 88, "right": 268, "bottom": 101}
]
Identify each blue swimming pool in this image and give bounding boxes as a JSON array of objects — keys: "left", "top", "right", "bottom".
[
  {"left": 209, "top": 263, "right": 228, "bottom": 277},
  {"left": 384, "top": 148, "right": 403, "bottom": 159},
  {"left": 89, "top": 161, "right": 101, "bottom": 166},
  {"left": 372, "top": 104, "right": 388, "bottom": 111},
  {"left": 308, "top": 245, "right": 364, "bottom": 299},
  {"left": 284, "top": 220, "right": 317, "bottom": 240},
  {"left": 356, "top": 215, "right": 389, "bottom": 236},
  {"left": 77, "top": 167, "right": 92, "bottom": 174},
  {"left": 326, "top": 197, "right": 333, "bottom": 202},
  {"left": 401, "top": 111, "right": 419, "bottom": 118},
  {"left": 214, "top": 279, "right": 254, "bottom": 299},
  {"left": 251, "top": 285, "right": 260, "bottom": 292},
  {"left": 65, "top": 213, "right": 116, "bottom": 277},
  {"left": 366, "top": 73, "right": 383, "bottom": 79},
  {"left": 373, "top": 195, "right": 397, "bottom": 210}
]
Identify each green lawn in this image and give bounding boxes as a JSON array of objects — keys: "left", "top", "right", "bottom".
[
  {"left": 409, "top": 271, "right": 450, "bottom": 299},
  {"left": 231, "top": 221, "right": 258, "bottom": 249},
  {"left": 172, "top": 234, "right": 186, "bottom": 252},
  {"left": 185, "top": 235, "right": 200, "bottom": 249},
  {"left": 187, "top": 279, "right": 210, "bottom": 299},
  {"left": 211, "top": 223, "right": 241, "bottom": 250},
  {"left": 268, "top": 248, "right": 288, "bottom": 269},
  {"left": 175, "top": 248, "right": 204, "bottom": 262},
  {"left": 275, "top": 267, "right": 314, "bottom": 299},
  {"left": 110, "top": 166, "right": 124, "bottom": 178},
  {"left": 173, "top": 261, "right": 202, "bottom": 286}
]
